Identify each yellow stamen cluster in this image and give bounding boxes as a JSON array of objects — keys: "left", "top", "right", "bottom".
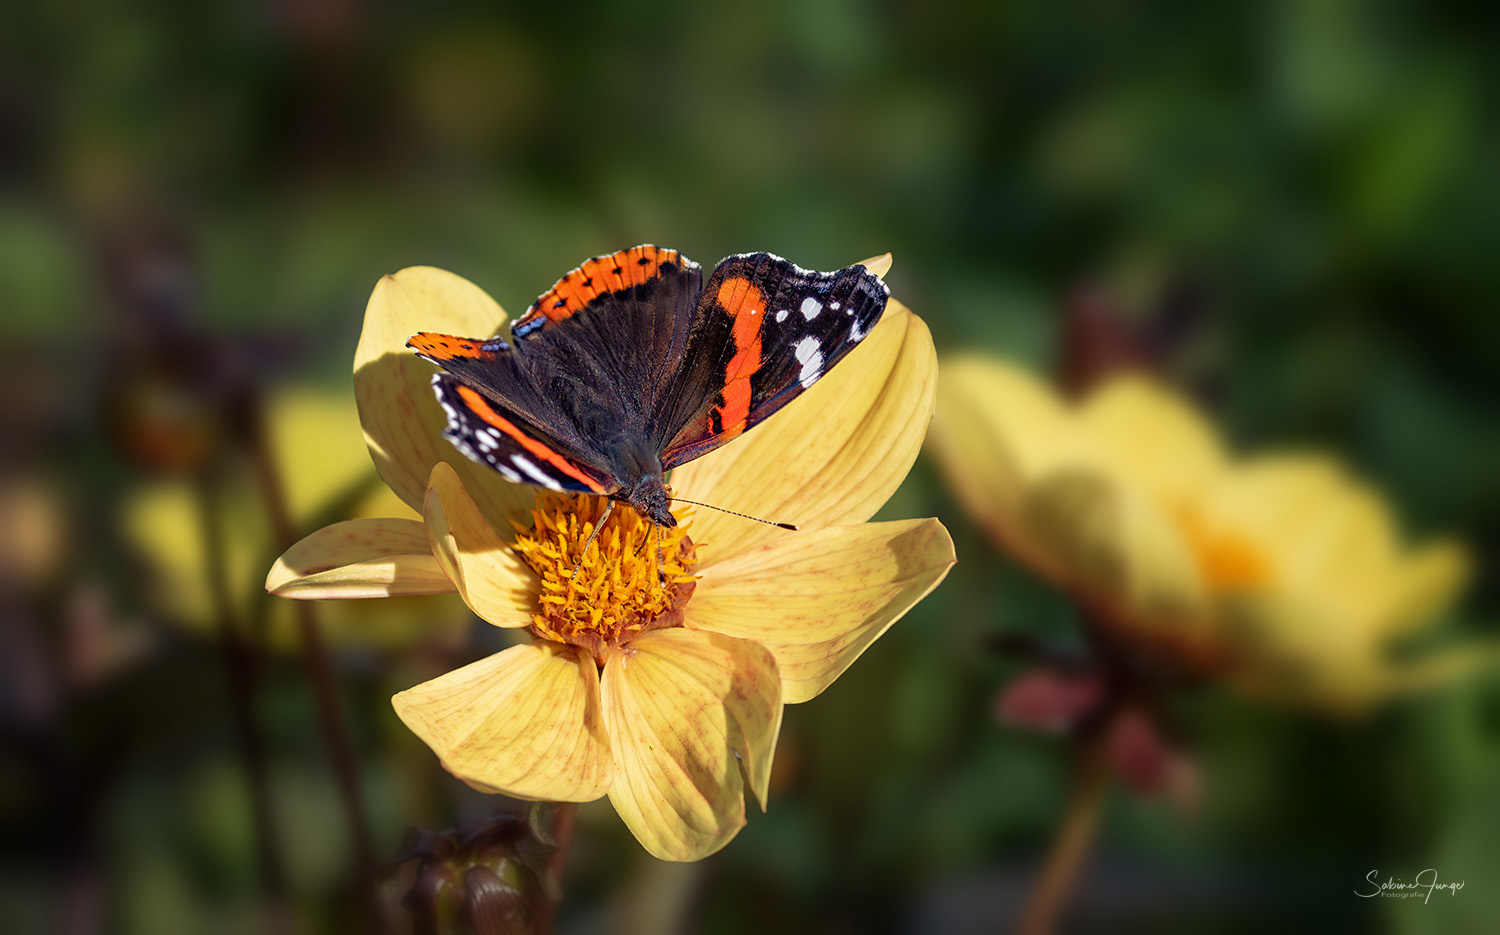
[{"left": 510, "top": 492, "right": 698, "bottom": 655}]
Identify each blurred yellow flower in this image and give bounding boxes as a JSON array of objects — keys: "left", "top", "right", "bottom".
[
  {"left": 122, "top": 388, "right": 470, "bottom": 650},
  {"left": 930, "top": 355, "right": 1483, "bottom": 715},
  {"left": 268, "top": 260, "right": 955, "bottom": 860}
]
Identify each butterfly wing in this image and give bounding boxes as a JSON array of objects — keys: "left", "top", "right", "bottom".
[
  {"left": 409, "top": 245, "right": 704, "bottom": 490},
  {"left": 431, "top": 373, "right": 611, "bottom": 493},
  {"left": 654, "top": 253, "right": 889, "bottom": 469}
]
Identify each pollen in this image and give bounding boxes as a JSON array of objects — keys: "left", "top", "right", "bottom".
[{"left": 510, "top": 492, "right": 699, "bottom": 655}]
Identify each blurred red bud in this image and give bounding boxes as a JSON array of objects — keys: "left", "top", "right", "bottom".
[{"left": 995, "top": 668, "right": 1107, "bottom": 734}]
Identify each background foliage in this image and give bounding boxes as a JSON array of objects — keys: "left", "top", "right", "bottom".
[{"left": 2, "top": 1, "right": 1496, "bottom": 931}]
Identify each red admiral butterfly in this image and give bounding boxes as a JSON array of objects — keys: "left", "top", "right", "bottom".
[{"left": 407, "top": 245, "right": 889, "bottom": 528}]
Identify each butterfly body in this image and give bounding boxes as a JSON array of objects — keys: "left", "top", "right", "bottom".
[{"left": 410, "top": 245, "right": 889, "bottom": 525}]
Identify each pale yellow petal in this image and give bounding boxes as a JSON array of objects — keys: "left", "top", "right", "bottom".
[
  {"left": 423, "top": 462, "right": 539, "bottom": 628},
  {"left": 1025, "top": 469, "right": 1212, "bottom": 640},
  {"left": 392, "top": 641, "right": 612, "bottom": 801},
  {"left": 602, "top": 629, "right": 782, "bottom": 861},
  {"left": 928, "top": 356, "right": 1086, "bottom": 577},
  {"left": 269, "top": 388, "right": 409, "bottom": 521},
  {"left": 354, "top": 266, "right": 535, "bottom": 532},
  {"left": 266, "top": 518, "right": 453, "bottom": 599},
  {"left": 689, "top": 519, "right": 955, "bottom": 703},
  {"left": 1203, "top": 456, "right": 1392, "bottom": 584},
  {"left": 1225, "top": 585, "right": 1489, "bottom": 715},
  {"left": 672, "top": 300, "right": 936, "bottom": 565},
  {"left": 858, "top": 253, "right": 893, "bottom": 279},
  {"left": 1375, "top": 539, "right": 1470, "bottom": 639},
  {"left": 935, "top": 355, "right": 1089, "bottom": 478},
  {"left": 1218, "top": 585, "right": 1396, "bottom": 715},
  {"left": 1204, "top": 456, "right": 1468, "bottom": 640},
  {"left": 1079, "top": 376, "right": 1226, "bottom": 499}
]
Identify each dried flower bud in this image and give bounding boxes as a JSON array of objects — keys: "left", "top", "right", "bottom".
[{"left": 384, "top": 810, "right": 560, "bottom": 935}]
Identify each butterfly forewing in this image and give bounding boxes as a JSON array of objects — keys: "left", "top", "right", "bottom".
[{"left": 656, "top": 253, "right": 888, "bottom": 469}]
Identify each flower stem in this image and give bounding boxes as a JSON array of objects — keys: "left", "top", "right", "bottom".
[
  {"left": 547, "top": 803, "right": 578, "bottom": 892},
  {"left": 1018, "top": 733, "right": 1110, "bottom": 935},
  {"left": 537, "top": 802, "right": 578, "bottom": 933},
  {"left": 243, "top": 395, "right": 381, "bottom": 930},
  {"left": 196, "top": 469, "right": 291, "bottom": 932}
]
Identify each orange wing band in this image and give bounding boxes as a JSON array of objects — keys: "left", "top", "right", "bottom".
[
  {"left": 453, "top": 385, "right": 608, "bottom": 493},
  {"left": 407, "top": 332, "right": 492, "bottom": 362},
  {"left": 711, "top": 276, "right": 766, "bottom": 441}
]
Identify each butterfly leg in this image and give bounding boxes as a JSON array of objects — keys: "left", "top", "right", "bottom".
[
  {"left": 656, "top": 523, "right": 665, "bottom": 584},
  {"left": 568, "top": 499, "right": 614, "bottom": 588}
]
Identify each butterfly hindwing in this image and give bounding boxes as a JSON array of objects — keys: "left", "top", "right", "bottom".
[
  {"left": 431, "top": 374, "right": 610, "bottom": 494},
  {"left": 657, "top": 253, "right": 888, "bottom": 468}
]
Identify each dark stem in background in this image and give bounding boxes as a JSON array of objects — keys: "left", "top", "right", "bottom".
[
  {"left": 547, "top": 803, "right": 578, "bottom": 902},
  {"left": 196, "top": 468, "right": 291, "bottom": 933},
  {"left": 1017, "top": 727, "right": 1111, "bottom": 935},
  {"left": 242, "top": 395, "right": 381, "bottom": 931}
]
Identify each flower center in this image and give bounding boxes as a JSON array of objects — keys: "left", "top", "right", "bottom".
[
  {"left": 1170, "top": 504, "right": 1269, "bottom": 591},
  {"left": 510, "top": 492, "right": 698, "bottom": 655}
]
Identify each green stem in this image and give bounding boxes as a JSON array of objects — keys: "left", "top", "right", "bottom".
[
  {"left": 243, "top": 395, "right": 381, "bottom": 931},
  {"left": 196, "top": 468, "right": 291, "bottom": 932}
]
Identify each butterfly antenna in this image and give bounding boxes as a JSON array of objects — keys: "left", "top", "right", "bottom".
[
  {"left": 667, "top": 497, "right": 799, "bottom": 530},
  {"left": 568, "top": 500, "right": 614, "bottom": 588}
]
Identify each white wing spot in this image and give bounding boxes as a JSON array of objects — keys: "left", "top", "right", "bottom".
[
  {"left": 850, "top": 318, "right": 869, "bottom": 341},
  {"left": 775, "top": 309, "right": 788, "bottom": 323},
  {"left": 497, "top": 465, "right": 522, "bottom": 484},
  {"left": 511, "top": 455, "right": 564, "bottom": 490},
  {"left": 800, "top": 296, "right": 823, "bottom": 320},
  {"left": 793, "top": 336, "right": 823, "bottom": 388},
  {"left": 831, "top": 301, "right": 841, "bottom": 310}
]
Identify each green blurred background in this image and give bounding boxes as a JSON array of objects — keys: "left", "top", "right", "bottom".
[{"left": 2, "top": 1, "right": 1497, "bottom": 932}]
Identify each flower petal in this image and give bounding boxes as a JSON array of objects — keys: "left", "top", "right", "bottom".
[
  {"left": 671, "top": 300, "right": 936, "bottom": 565},
  {"left": 268, "top": 388, "right": 420, "bottom": 521},
  {"left": 1026, "top": 469, "right": 1215, "bottom": 655},
  {"left": 1379, "top": 540, "right": 1470, "bottom": 638},
  {"left": 266, "top": 518, "right": 454, "bottom": 599},
  {"left": 858, "top": 253, "right": 893, "bottom": 279},
  {"left": 1200, "top": 455, "right": 1469, "bottom": 637},
  {"left": 424, "top": 462, "right": 540, "bottom": 628},
  {"left": 393, "top": 641, "right": 612, "bottom": 801},
  {"left": 601, "top": 629, "right": 782, "bottom": 861},
  {"left": 354, "top": 267, "right": 535, "bottom": 532},
  {"left": 1079, "top": 376, "right": 1225, "bottom": 499},
  {"left": 1199, "top": 456, "right": 1381, "bottom": 579},
  {"left": 928, "top": 356, "right": 1086, "bottom": 576},
  {"left": 689, "top": 519, "right": 955, "bottom": 703}
]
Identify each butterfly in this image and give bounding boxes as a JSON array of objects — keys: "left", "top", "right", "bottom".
[{"left": 408, "top": 245, "right": 889, "bottom": 528}]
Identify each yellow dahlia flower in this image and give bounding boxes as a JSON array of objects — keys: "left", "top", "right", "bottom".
[
  {"left": 268, "top": 259, "right": 954, "bottom": 860},
  {"left": 930, "top": 355, "right": 1482, "bottom": 715}
]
